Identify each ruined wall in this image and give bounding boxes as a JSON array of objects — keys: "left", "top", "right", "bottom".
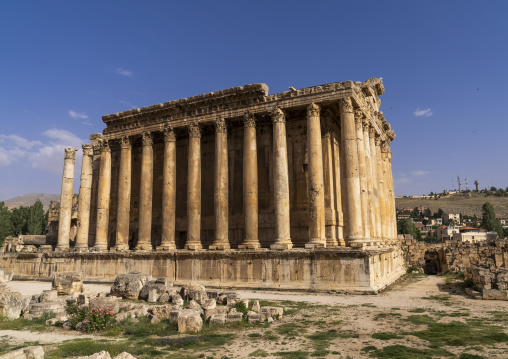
[{"left": 402, "top": 237, "right": 508, "bottom": 274}]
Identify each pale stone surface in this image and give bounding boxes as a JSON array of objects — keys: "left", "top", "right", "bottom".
[
  {"left": 94, "top": 141, "right": 111, "bottom": 251},
  {"left": 113, "top": 353, "right": 137, "bottom": 359},
  {"left": 89, "top": 297, "right": 120, "bottom": 314},
  {"left": 180, "top": 283, "right": 208, "bottom": 304},
  {"left": 0, "top": 290, "right": 30, "bottom": 319},
  {"left": 75, "top": 144, "right": 93, "bottom": 249},
  {"left": 160, "top": 127, "right": 176, "bottom": 251},
  {"left": 137, "top": 132, "right": 154, "bottom": 251},
  {"left": 177, "top": 309, "right": 203, "bottom": 333},
  {"left": 57, "top": 148, "right": 78, "bottom": 249},
  {"left": 483, "top": 289, "right": 508, "bottom": 300},
  {"left": 209, "top": 313, "right": 226, "bottom": 324},
  {"left": 138, "top": 278, "right": 174, "bottom": 301},
  {"left": 0, "top": 346, "right": 44, "bottom": 359},
  {"left": 52, "top": 271, "right": 83, "bottom": 295},
  {"left": 114, "top": 136, "right": 131, "bottom": 251},
  {"left": 260, "top": 306, "right": 283, "bottom": 319},
  {"left": 186, "top": 123, "right": 202, "bottom": 251},
  {"left": 77, "top": 351, "right": 111, "bottom": 359},
  {"left": 251, "top": 300, "right": 260, "bottom": 312},
  {"left": 0, "top": 270, "right": 13, "bottom": 284},
  {"left": 110, "top": 272, "right": 151, "bottom": 300}
]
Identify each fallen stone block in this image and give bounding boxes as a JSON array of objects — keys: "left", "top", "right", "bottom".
[
  {"left": 204, "top": 306, "right": 227, "bottom": 320},
  {"left": 227, "top": 312, "right": 243, "bottom": 322},
  {"left": 260, "top": 306, "right": 283, "bottom": 319},
  {"left": 251, "top": 300, "right": 260, "bottom": 312},
  {"left": 138, "top": 278, "right": 174, "bottom": 301},
  {"left": 178, "top": 309, "right": 203, "bottom": 333},
  {"left": 89, "top": 297, "right": 120, "bottom": 314},
  {"left": 201, "top": 298, "right": 216, "bottom": 310},
  {"left": 483, "top": 289, "right": 508, "bottom": 300},
  {"left": 247, "top": 312, "right": 262, "bottom": 323},
  {"left": 52, "top": 271, "right": 83, "bottom": 295},
  {"left": 209, "top": 314, "right": 226, "bottom": 324},
  {"left": 0, "top": 270, "right": 13, "bottom": 285},
  {"left": 0, "top": 291, "right": 31, "bottom": 319},
  {"left": 0, "top": 345, "right": 44, "bottom": 359},
  {"left": 29, "top": 301, "right": 66, "bottom": 318},
  {"left": 39, "top": 290, "right": 58, "bottom": 303},
  {"left": 110, "top": 272, "right": 151, "bottom": 300},
  {"left": 113, "top": 353, "right": 137, "bottom": 359},
  {"left": 180, "top": 283, "right": 208, "bottom": 304},
  {"left": 76, "top": 351, "right": 112, "bottom": 359}
]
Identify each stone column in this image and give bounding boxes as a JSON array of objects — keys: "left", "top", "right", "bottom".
[
  {"left": 332, "top": 134, "right": 346, "bottom": 246},
  {"left": 306, "top": 103, "right": 326, "bottom": 249},
  {"left": 114, "top": 136, "right": 131, "bottom": 251},
  {"left": 322, "top": 122, "right": 338, "bottom": 247},
  {"left": 136, "top": 132, "right": 154, "bottom": 251},
  {"left": 369, "top": 127, "right": 382, "bottom": 240},
  {"left": 57, "top": 147, "right": 78, "bottom": 250},
  {"left": 376, "top": 137, "right": 387, "bottom": 240},
  {"left": 94, "top": 140, "right": 111, "bottom": 251},
  {"left": 75, "top": 144, "right": 93, "bottom": 250},
  {"left": 362, "top": 121, "right": 376, "bottom": 240},
  {"left": 210, "top": 118, "right": 230, "bottom": 250},
  {"left": 355, "top": 109, "right": 370, "bottom": 241},
  {"left": 383, "top": 142, "right": 396, "bottom": 241},
  {"left": 186, "top": 122, "right": 203, "bottom": 250},
  {"left": 340, "top": 98, "right": 363, "bottom": 244},
  {"left": 239, "top": 113, "right": 260, "bottom": 249},
  {"left": 159, "top": 127, "right": 177, "bottom": 251},
  {"left": 270, "top": 108, "right": 292, "bottom": 250}
]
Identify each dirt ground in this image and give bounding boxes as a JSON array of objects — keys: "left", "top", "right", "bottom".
[{"left": 2, "top": 275, "right": 508, "bottom": 358}]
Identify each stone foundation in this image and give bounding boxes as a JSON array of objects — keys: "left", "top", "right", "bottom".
[{"left": 0, "top": 247, "right": 405, "bottom": 293}]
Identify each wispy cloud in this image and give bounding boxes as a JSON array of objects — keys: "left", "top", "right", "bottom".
[
  {"left": 0, "top": 134, "right": 42, "bottom": 149},
  {"left": 411, "top": 170, "right": 429, "bottom": 176},
  {"left": 69, "top": 110, "right": 88, "bottom": 119},
  {"left": 414, "top": 108, "right": 433, "bottom": 117},
  {"left": 115, "top": 68, "right": 132, "bottom": 77},
  {"left": 119, "top": 100, "right": 137, "bottom": 109}
]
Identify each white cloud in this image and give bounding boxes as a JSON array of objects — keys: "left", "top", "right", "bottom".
[
  {"left": 395, "top": 177, "right": 411, "bottom": 185},
  {"left": 119, "top": 100, "right": 137, "bottom": 109},
  {"left": 115, "top": 68, "right": 132, "bottom": 77},
  {"left": 0, "top": 134, "right": 42, "bottom": 149},
  {"left": 69, "top": 110, "right": 88, "bottom": 119},
  {"left": 0, "top": 146, "right": 26, "bottom": 166},
  {"left": 411, "top": 170, "right": 429, "bottom": 176},
  {"left": 414, "top": 108, "right": 433, "bottom": 117}
]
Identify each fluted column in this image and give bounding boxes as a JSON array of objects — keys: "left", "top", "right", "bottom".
[
  {"left": 340, "top": 98, "right": 363, "bottom": 244},
  {"left": 375, "top": 137, "right": 387, "bottom": 240},
  {"left": 57, "top": 147, "right": 78, "bottom": 250},
  {"left": 306, "top": 103, "right": 326, "bottom": 249},
  {"left": 382, "top": 141, "right": 396, "bottom": 241},
  {"left": 332, "top": 135, "right": 346, "bottom": 246},
  {"left": 114, "top": 136, "right": 131, "bottom": 251},
  {"left": 239, "top": 113, "right": 260, "bottom": 249},
  {"left": 136, "top": 132, "right": 154, "bottom": 251},
  {"left": 75, "top": 144, "right": 93, "bottom": 250},
  {"left": 362, "top": 121, "right": 376, "bottom": 240},
  {"left": 210, "top": 118, "right": 230, "bottom": 250},
  {"left": 94, "top": 140, "right": 111, "bottom": 251},
  {"left": 322, "top": 122, "right": 338, "bottom": 247},
  {"left": 159, "top": 127, "right": 177, "bottom": 251},
  {"left": 355, "top": 109, "right": 370, "bottom": 241},
  {"left": 185, "top": 122, "right": 203, "bottom": 250},
  {"left": 270, "top": 108, "right": 292, "bottom": 250},
  {"left": 369, "top": 127, "right": 382, "bottom": 240}
]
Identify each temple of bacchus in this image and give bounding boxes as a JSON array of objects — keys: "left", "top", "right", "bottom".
[{"left": 1, "top": 79, "right": 405, "bottom": 292}]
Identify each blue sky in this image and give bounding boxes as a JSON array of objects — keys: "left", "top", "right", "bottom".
[{"left": 1, "top": 1, "right": 507, "bottom": 200}]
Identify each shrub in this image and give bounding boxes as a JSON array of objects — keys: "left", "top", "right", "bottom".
[{"left": 66, "top": 301, "right": 115, "bottom": 333}]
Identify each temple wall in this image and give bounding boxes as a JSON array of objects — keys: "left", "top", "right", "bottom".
[{"left": 0, "top": 247, "right": 404, "bottom": 292}]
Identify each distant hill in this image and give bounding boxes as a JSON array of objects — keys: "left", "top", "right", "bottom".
[
  {"left": 2, "top": 193, "right": 60, "bottom": 210},
  {"left": 396, "top": 192, "right": 508, "bottom": 218}
]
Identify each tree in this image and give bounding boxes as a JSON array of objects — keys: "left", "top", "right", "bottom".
[
  {"left": 28, "top": 199, "right": 46, "bottom": 235},
  {"left": 423, "top": 208, "right": 432, "bottom": 218},
  {"left": 10, "top": 206, "right": 29, "bottom": 236},
  {"left": 0, "top": 202, "right": 13, "bottom": 245},
  {"left": 397, "top": 218, "right": 417, "bottom": 237},
  {"left": 435, "top": 208, "right": 444, "bottom": 219},
  {"left": 481, "top": 202, "right": 505, "bottom": 239}
]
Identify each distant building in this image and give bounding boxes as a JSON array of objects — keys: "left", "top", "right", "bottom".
[
  {"left": 452, "top": 231, "right": 498, "bottom": 243},
  {"left": 437, "top": 225, "right": 460, "bottom": 241},
  {"left": 443, "top": 213, "right": 460, "bottom": 225}
]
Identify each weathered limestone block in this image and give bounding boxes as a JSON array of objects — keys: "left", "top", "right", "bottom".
[
  {"left": 260, "top": 306, "right": 283, "bottom": 319},
  {"left": 247, "top": 311, "right": 262, "bottom": 323},
  {"left": 52, "top": 271, "right": 83, "bottom": 295},
  {"left": 76, "top": 351, "right": 111, "bottom": 359},
  {"left": 171, "top": 294, "right": 184, "bottom": 306},
  {"left": 209, "top": 314, "right": 226, "bottom": 324},
  {"left": 483, "top": 289, "right": 508, "bottom": 300},
  {"left": 113, "top": 353, "right": 137, "bottom": 359},
  {"left": 0, "top": 270, "right": 13, "bottom": 284},
  {"left": 110, "top": 272, "right": 151, "bottom": 300},
  {"left": 227, "top": 312, "right": 243, "bottom": 321},
  {"left": 0, "top": 291, "right": 30, "bottom": 319},
  {"left": 201, "top": 298, "right": 216, "bottom": 310},
  {"left": 204, "top": 306, "right": 227, "bottom": 320},
  {"left": 39, "top": 290, "right": 58, "bottom": 302},
  {"left": 180, "top": 283, "right": 208, "bottom": 304},
  {"left": 138, "top": 278, "right": 174, "bottom": 301},
  {"left": 251, "top": 300, "right": 260, "bottom": 312},
  {"left": 188, "top": 300, "right": 203, "bottom": 315},
  {"left": 29, "top": 301, "right": 66, "bottom": 317},
  {"left": 177, "top": 309, "right": 203, "bottom": 333},
  {"left": 0, "top": 345, "right": 44, "bottom": 359}
]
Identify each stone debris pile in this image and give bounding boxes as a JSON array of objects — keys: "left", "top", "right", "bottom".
[{"left": 464, "top": 265, "right": 508, "bottom": 300}]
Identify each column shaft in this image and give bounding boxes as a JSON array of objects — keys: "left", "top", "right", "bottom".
[
  {"left": 115, "top": 136, "right": 131, "bottom": 250},
  {"left": 75, "top": 145, "right": 93, "bottom": 250},
  {"left": 239, "top": 113, "right": 260, "bottom": 249},
  {"left": 355, "top": 110, "right": 370, "bottom": 240},
  {"left": 137, "top": 132, "right": 154, "bottom": 250},
  {"left": 340, "top": 98, "right": 363, "bottom": 243},
  {"left": 57, "top": 148, "right": 78, "bottom": 249},
  {"left": 306, "top": 103, "right": 326, "bottom": 248},
  {"left": 363, "top": 122, "right": 376, "bottom": 239},
  {"left": 210, "top": 118, "right": 230, "bottom": 250},
  {"left": 322, "top": 126, "right": 338, "bottom": 247},
  {"left": 270, "top": 108, "right": 292, "bottom": 250},
  {"left": 159, "top": 128, "right": 177, "bottom": 251},
  {"left": 376, "top": 138, "right": 387, "bottom": 240},
  {"left": 332, "top": 134, "right": 346, "bottom": 245},
  {"left": 369, "top": 128, "right": 382, "bottom": 240},
  {"left": 186, "top": 123, "right": 203, "bottom": 250},
  {"left": 94, "top": 141, "right": 111, "bottom": 250}
]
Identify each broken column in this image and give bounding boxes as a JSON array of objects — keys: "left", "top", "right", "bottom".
[{"left": 57, "top": 147, "right": 78, "bottom": 250}]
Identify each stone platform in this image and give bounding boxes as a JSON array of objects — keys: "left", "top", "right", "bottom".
[{"left": 0, "top": 247, "right": 405, "bottom": 293}]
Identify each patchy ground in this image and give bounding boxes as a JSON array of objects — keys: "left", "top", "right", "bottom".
[{"left": 2, "top": 274, "right": 508, "bottom": 358}]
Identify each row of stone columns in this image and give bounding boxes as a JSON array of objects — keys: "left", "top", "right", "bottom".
[{"left": 56, "top": 99, "right": 396, "bottom": 250}]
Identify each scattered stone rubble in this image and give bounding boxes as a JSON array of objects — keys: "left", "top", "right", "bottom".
[
  {"left": 0, "top": 345, "right": 44, "bottom": 359},
  {"left": 464, "top": 265, "right": 508, "bottom": 300}
]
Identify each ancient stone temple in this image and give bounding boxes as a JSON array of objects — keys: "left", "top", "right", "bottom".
[{"left": 1, "top": 79, "right": 404, "bottom": 292}]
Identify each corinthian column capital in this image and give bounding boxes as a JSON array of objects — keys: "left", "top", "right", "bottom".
[
  {"left": 188, "top": 122, "right": 201, "bottom": 138},
  {"left": 142, "top": 132, "right": 153, "bottom": 146},
  {"left": 82, "top": 144, "right": 93, "bottom": 157},
  {"left": 339, "top": 97, "right": 353, "bottom": 114},
  {"left": 271, "top": 108, "right": 285, "bottom": 124},
  {"left": 120, "top": 136, "right": 132, "bottom": 149},
  {"left": 243, "top": 112, "right": 256, "bottom": 128},
  {"left": 215, "top": 118, "right": 227, "bottom": 134},
  {"left": 307, "top": 103, "right": 320, "bottom": 117},
  {"left": 163, "top": 126, "right": 176, "bottom": 142}
]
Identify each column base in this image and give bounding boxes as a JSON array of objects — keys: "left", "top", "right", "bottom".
[
  {"left": 91, "top": 245, "right": 107, "bottom": 252},
  {"left": 156, "top": 244, "right": 176, "bottom": 251},
  {"left": 326, "top": 238, "right": 339, "bottom": 247},
  {"left": 305, "top": 240, "right": 326, "bottom": 249},
  {"left": 73, "top": 245, "right": 89, "bottom": 252},
  {"left": 209, "top": 243, "right": 231, "bottom": 250},
  {"left": 270, "top": 240, "right": 293, "bottom": 250},
  {"left": 337, "top": 238, "right": 347, "bottom": 247},
  {"left": 54, "top": 246, "right": 69, "bottom": 252},
  {"left": 350, "top": 239, "right": 380, "bottom": 248},
  {"left": 111, "top": 245, "right": 129, "bottom": 252},
  {"left": 184, "top": 243, "right": 203, "bottom": 251},
  {"left": 238, "top": 241, "right": 261, "bottom": 250},
  {"left": 135, "top": 244, "right": 153, "bottom": 251}
]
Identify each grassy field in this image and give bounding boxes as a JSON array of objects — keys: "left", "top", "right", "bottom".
[{"left": 395, "top": 192, "right": 508, "bottom": 218}]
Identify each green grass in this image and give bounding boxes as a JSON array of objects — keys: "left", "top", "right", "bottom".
[
  {"left": 370, "top": 344, "right": 453, "bottom": 359},
  {"left": 249, "top": 349, "right": 269, "bottom": 357},
  {"left": 45, "top": 339, "right": 149, "bottom": 358},
  {"left": 144, "top": 334, "right": 233, "bottom": 350},
  {"left": 408, "top": 308, "right": 426, "bottom": 313},
  {"left": 306, "top": 329, "right": 341, "bottom": 357},
  {"left": 406, "top": 315, "right": 436, "bottom": 325},
  {"left": 275, "top": 323, "right": 304, "bottom": 337},
  {"left": 105, "top": 316, "right": 178, "bottom": 338},
  {"left": 372, "top": 332, "right": 402, "bottom": 340},
  {"left": 274, "top": 351, "right": 309, "bottom": 358},
  {"left": 0, "top": 312, "right": 55, "bottom": 332},
  {"left": 459, "top": 354, "right": 487, "bottom": 359},
  {"left": 0, "top": 340, "right": 41, "bottom": 356}
]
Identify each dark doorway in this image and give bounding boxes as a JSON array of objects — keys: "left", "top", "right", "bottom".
[{"left": 424, "top": 250, "right": 439, "bottom": 275}]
